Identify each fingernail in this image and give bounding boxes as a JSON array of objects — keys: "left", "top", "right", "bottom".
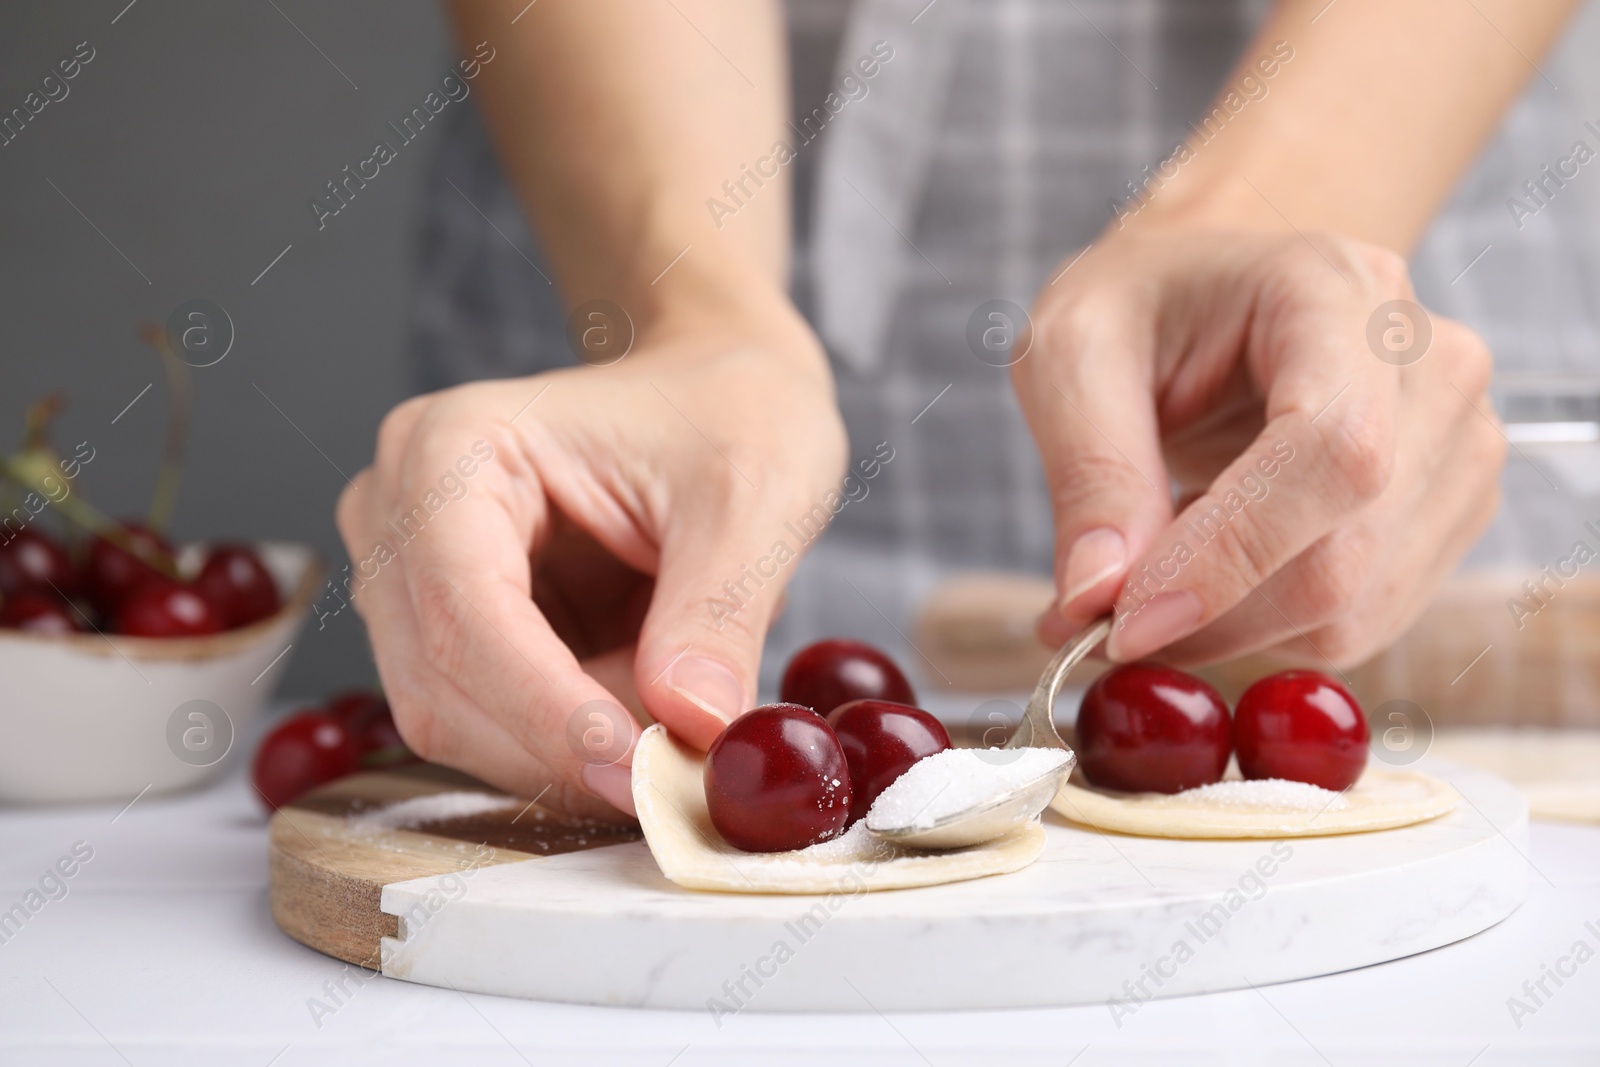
[
  {"left": 1035, "top": 607, "right": 1073, "bottom": 648},
  {"left": 1107, "top": 591, "right": 1203, "bottom": 662},
  {"left": 666, "top": 655, "right": 745, "bottom": 727},
  {"left": 1061, "top": 527, "right": 1127, "bottom": 609},
  {"left": 582, "top": 762, "right": 636, "bottom": 817}
]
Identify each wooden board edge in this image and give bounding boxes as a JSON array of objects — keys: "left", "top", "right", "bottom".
[{"left": 267, "top": 803, "right": 544, "bottom": 968}]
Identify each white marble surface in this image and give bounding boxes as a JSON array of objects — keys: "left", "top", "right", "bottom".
[
  {"left": 0, "top": 763, "right": 1596, "bottom": 1064},
  {"left": 380, "top": 762, "right": 1528, "bottom": 1011}
]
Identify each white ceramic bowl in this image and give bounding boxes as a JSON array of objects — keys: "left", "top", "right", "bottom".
[{"left": 0, "top": 541, "right": 319, "bottom": 805}]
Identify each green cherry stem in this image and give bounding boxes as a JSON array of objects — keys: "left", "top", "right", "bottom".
[
  {"left": 0, "top": 451, "right": 179, "bottom": 580},
  {"left": 138, "top": 321, "right": 191, "bottom": 536}
]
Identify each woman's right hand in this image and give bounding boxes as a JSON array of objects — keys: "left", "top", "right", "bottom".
[{"left": 336, "top": 311, "right": 846, "bottom": 820}]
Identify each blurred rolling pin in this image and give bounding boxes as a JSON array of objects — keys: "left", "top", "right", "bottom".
[
  {"left": 916, "top": 569, "right": 1600, "bottom": 729},
  {"left": 912, "top": 571, "right": 1107, "bottom": 692}
]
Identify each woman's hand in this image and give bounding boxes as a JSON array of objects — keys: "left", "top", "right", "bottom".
[
  {"left": 1024, "top": 229, "right": 1504, "bottom": 668},
  {"left": 337, "top": 317, "right": 845, "bottom": 819}
]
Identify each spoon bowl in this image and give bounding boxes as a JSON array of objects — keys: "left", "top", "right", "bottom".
[
  {"left": 865, "top": 616, "right": 1111, "bottom": 850},
  {"left": 865, "top": 761, "right": 1069, "bottom": 849}
]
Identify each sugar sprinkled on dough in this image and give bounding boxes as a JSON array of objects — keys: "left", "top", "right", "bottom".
[
  {"left": 785, "top": 821, "right": 894, "bottom": 863},
  {"left": 865, "top": 748, "right": 1070, "bottom": 832},
  {"left": 1171, "top": 778, "right": 1348, "bottom": 812},
  {"left": 352, "top": 791, "right": 521, "bottom": 830}
]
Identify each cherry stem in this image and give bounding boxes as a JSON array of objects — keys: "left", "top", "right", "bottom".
[
  {"left": 22, "top": 392, "right": 66, "bottom": 453},
  {"left": 0, "top": 453, "right": 179, "bottom": 579},
  {"left": 359, "top": 745, "right": 415, "bottom": 769},
  {"left": 5, "top": 393, "right": 65, "bottom": 524},
  {"left": 137, "top": 322, "right": 190, "bottom": 536}
]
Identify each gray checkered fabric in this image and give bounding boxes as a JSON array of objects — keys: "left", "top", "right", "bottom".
[{"left": 409, "top": 0, "right": 1600, "bottom": 689}]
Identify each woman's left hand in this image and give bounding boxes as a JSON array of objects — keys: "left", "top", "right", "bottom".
[{"left": 1021, "top": 227, "right": 1505, "bottom": 668}]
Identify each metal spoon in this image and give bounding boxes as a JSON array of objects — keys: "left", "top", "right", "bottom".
[{"left": 866, "top": 615, "right": 1112, "bottom": 850}]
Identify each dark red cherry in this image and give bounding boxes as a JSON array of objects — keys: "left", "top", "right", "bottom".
[
  {"left": 1076, "top": 663, "right": 1232, "bottom": 794},
  {"left": 321, "top": 691, "right": 411, "bottom": 760},
  {"left": 357, "top": 708, "right": 410, "bottom": 759},
  {"left": 1234, "top": 670, "right": 1369, "bottom": 791},
  {"left": 779, "top": 638, "right": 915, "bottom": 717},
  {"left": 0, "top": 590, "right": 84, "bottom": 635},
  {"left": 0, "top": 528, "right": 79, "bottom": 600},
  {"left": 113, "top": 578, "right": 224, "bottom": 637},
  {"left": 704, "top": 703, "right": 852, "bottom": 852},
  {"left": 325, "top": 689, "right": 385, "bottom": 726},
  {"left": 86, "top": 521, "right": 174, "bottom": 614},
  {"left": 826, "top": 699, "right": 951, "bottom": 824},
  {"left": 195, "top": 543, "right": 280, "bottom": 628},
  {"left": 251, "top": 711, "right": 362, "bottom": 811}
]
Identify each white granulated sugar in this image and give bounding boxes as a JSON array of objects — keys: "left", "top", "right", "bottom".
[
  {"left": 816, "top": 774, "right": 848, "bottom": 814},
  {"left": 1173, "top": 778, "right": 1348, "bottom": 812},
  {"left": 353, "top": 791, "right": 521, "bottom": 830},
  {"left": 760, "top": 821, "right": 896, "bottom": 866},
  {"left": 865, "top": 748, "right": 1070, "bottom": 832}
]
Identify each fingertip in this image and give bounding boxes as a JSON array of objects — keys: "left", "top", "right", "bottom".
[
  {"left": 639, "top": 652, "right": 746, "bottom": 751},
  {"left": 581, "top": 762, "right": 637, "bottom": 818},
  {"left": 1040, "top": 527, "right": 1128, "bottom": 648},
  {"left": 660, "top": 690, "right": 735, "bottom": 751},
  {"left": 1038, "top": 589, "right": 1120, "bottom": 650},
  {"left": 1035, "top": 607, "right": 1074, "bottom": 649},
  {"left": 1059, "top": 526, "right": 1127, "bottom": 608},
  {"left": 1106, "top": 591, "right": 1203, "bottom": 662}
]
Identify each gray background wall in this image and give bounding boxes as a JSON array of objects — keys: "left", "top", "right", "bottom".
[
  {"left": 0, "top": 0, "right": 452, "bottom": 698},
  {"left": 2, "top": 0, "right": 1599, "bottom": 700}
]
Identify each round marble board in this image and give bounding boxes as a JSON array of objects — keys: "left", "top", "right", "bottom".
[{"left": 268, "top": 759, "right": 1529, "bottom": 1012}]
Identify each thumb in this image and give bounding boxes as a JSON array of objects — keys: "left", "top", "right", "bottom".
[
  {"left": 634, "top": 496, "right": 796, "bottom": 750},
  {"left": 1019, "top": 329, "right": 1173, "bottom": 645}
]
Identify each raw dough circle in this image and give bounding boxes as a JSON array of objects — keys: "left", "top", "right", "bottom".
[
  {"left": 1050, "top": 767, "right": 1458, "bottom": 838},
  {"left": 631, "top": 723, "right": 1045, "bottom": 893},
  {"left": 1426, "top": 728, "right": 1600, "bottom": 824}
]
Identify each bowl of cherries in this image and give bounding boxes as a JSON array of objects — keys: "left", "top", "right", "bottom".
[{"left": 0, "top": 386, "right": 318, "bottom": 803}]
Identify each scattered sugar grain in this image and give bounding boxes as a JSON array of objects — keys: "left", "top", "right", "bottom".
[{"left": 352, "top": 791, "right": 521, "bottom": 830}]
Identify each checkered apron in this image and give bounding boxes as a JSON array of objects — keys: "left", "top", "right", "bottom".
[{"left": 409, "top": 0, "right": 1600, "bottom": 690}]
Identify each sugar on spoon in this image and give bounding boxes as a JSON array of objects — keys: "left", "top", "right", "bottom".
[{"left": 865, "top": 615, "right": 1112, "bottom": 849}]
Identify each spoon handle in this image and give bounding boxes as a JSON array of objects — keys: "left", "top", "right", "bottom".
[{"left": 1008, "top": 615, "right": 1113, "bottom": 751}]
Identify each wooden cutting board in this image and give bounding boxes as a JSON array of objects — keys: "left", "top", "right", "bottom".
[
  {"left": 268, "top": 758, "right": 1532, "bottom": 1011},
  {"left": 268, "top": 764, "right": 639, "bottom": 969}
]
